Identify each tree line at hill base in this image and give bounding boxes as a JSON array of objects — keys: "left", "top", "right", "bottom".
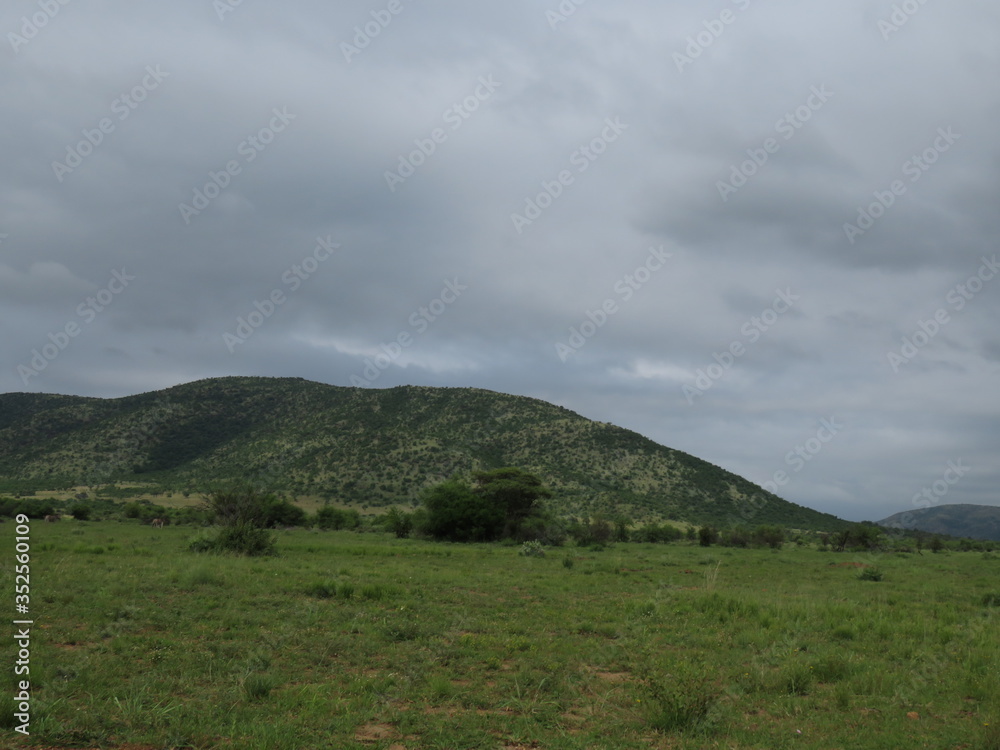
[{"left": 2, "top": 468, "right": 991, "bottom": 556}]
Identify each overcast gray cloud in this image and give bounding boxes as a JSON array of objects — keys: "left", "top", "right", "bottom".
[{"left": 2, "top": 0, "right": 998, "bottom": 522}]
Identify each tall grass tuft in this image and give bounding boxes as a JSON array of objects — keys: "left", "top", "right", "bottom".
[
  {"left": 242, "top": 673, "right": 276, "bottom": 701},
  {"left": 638, "top": 661, "right": 719, "bottom": 734}
]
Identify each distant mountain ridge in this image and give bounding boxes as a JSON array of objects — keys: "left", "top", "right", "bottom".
[
  {"left": 0, "top": 376, "right": 847, "bottom": 530},
  {"left": 879, "top": 504, "right": 1000, "bottom": 541}
]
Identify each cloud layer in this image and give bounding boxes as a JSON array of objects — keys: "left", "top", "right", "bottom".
[{"left": 3, "top": 0, "right": 998, "bottom": 521}]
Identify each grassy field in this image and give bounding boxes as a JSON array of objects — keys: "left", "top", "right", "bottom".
[{"left": 3, "top": 522, "right": 999, "bottom": 749}]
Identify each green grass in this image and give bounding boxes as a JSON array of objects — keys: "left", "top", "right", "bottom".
[{"left": 3, "top": 522, "right": 999, "bottom": 749}]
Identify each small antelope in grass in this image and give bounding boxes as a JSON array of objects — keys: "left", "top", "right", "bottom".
[
  {"left": 44, "top": 514, "right": 61, "bottom": 523},
  {"left": 151, "top": 518, "right": 165, "bottom": 529}
]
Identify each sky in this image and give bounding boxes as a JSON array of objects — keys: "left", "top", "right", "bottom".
[{"left": 2, "top": 0, "right": 998, "bottom": 523}]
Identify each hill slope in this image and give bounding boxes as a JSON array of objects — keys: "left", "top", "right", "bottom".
[
  {"left": 879, "top": 504, "right": 1000, "bottom": 541},
  {"left": 0, "top": 377, "right": 847, "bottom": 530}
]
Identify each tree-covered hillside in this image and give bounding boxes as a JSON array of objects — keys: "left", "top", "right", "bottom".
[
  {"left": 0, "top": 377, "right": 847, "bottom": 530},
  {"left": 880, "top": 504, "right": 1000, "bottom": 541}
]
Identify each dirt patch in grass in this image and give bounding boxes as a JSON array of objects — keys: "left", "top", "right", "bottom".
[
  {"left": 354, "top": 723, "right": 399, "bottom": 743},
  {"left": 53, "top": 641, "right": 88, "bottom": 650}
]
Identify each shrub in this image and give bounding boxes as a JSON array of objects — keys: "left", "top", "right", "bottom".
[
  {"left": 70, "top": 503, "right": 91, "bottom": 521},
  {"left": 639, "top": 662, "right": 718, "bottom": 734},
  {"left": 421, "top": 469, "right": 553, "bottom": 543},
  {"left": 383, "top": 508, "right": 413, "bottom": 538},
  {"left": 0, "top": 497, "right": 21, "bottom": 518},
  {"left": 13, "top": 500, "right": 55, "bottom": 519},
  {"left": 634, "top": 523, "right": 683, "bottom": 543},
  {"left": 422, "top": 478, "right": 504, "bottom": 542},
  {"left": 472, "top": 467, "right": 552, "bottom": 539},
  {"left": 857, "top": 567, "right": 884, "bottom": 582},
  {"left": 315, "top": 506, "right": 361, "bottom": 531},
  {"left": 174, "top": 506, "right": 210, "bottom": 525},
  {"left": 215, "top": 524, "right": 277, "bottom": 556},
  {"left": 516, "top": 512, "right": 567, "bottom": 545},
  {"left": 203, "top": 484, "right": 278, "bottom": 528},
  {"left": 189, "top": 524, "right": 276, "bottom": 557},
  {"left": 261, "top": 498, "right": 307, "bottom": 528},
  {"left": 753, "top": 525, "right": 785, "bottom": 549},
  {"left": 698, "top": 526, "right": 717, "bottom": 547},
  {"left": 721, "top": 527, "right": 750, "bottom": 548},
  {"left": 519, "top": 541, "right": 546, "bottom": 558}
]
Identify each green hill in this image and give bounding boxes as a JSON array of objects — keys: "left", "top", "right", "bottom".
[
  {"left": 0, "top": 376, "right": 847, "bottom": 530},
  {"left": 879, "top": 504, "right": 1000, "bottom": 541}
]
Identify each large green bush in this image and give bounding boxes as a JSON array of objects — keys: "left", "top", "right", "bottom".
[
  {"left": 70, "top": 503, "right": 92, "bottom": 521},
  {"left": 189, "top": 523, "right": 276, "bottom": 556},
  {"left": 422, "top": 478, "right": 503, "bottom": 542},
  {"left": 315, "top": 506, "right": 361, "bottom": 530},
  {"left": 190, "top": 484, "right": 282, "bottom": 555}
]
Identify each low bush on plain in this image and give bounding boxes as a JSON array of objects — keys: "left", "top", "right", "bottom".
[
  {"left": 638, "top": 661, "right": 719, "bottom": 734},
  {"left": 189, "top": 524, "right": 276, "bottom": 556},
  {"left": 857, "top": 567, "right": 884, "bottom": 581},
  {"left": 519, "top": 540, "right": 546, "bottom": 558}
]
